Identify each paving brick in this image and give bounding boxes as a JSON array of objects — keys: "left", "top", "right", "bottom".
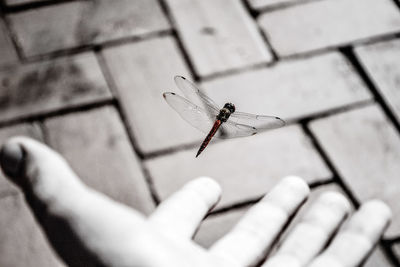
[
  {"left": 0, "top": 19, "right": 18, "bottom": 67},
  {"left": 0, "top": 123, "right": 42, "bottom": 196},
  {"left": 194, "top": 208, "right": 248, "bottom": 248},
  {"left": 202, "top": 52, "right": 371, "bottom": 120},
  {"left": 310, "top": 104, "right": 400, "bottom": 238},
  {"left": 5, "top": 0, "right": 48, "bottom": 5},
  {"left": 44, "top": 107, "right": 154, "bottom": 215},
  {"left": 393, "top": 243, "right": 400, "bottom": 262},
  {"left": 102, "top": 36, "right": 203, "bottom": 154},
  {"left": 165, "top": 0, "right": 272, "bottom": 77},
  {"left": 248, "top": 0, "right": 307, "bottom": 10},
  {"left": 0, "top": 194, "right": 65, "bottom": 267},
  {"left": 364, "top": 248, "right": 393, "bottom": 267},
  {"left": 8, "top": 0, "right": 170, "bottom": 57},
  {"left": 0, "top": 52, "right": 111, "bottom": 122},
  {"left": 145, "top": 125, "right": 331, "bottom": 209},
  {"left": 355, "top": 39, "right": 400, "bottom": 125},
  {"left": 258, "top": 0, "right": 400, "bottom": 56}
]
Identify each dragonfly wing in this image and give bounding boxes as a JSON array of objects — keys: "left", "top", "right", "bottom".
[
  {"left": 174, "top": 76, "right": 220, "bottom": 115},
  {"left": 163, "top": 92, "right": 218, "bottom": 134},
  {"left": 229, "top": 111, "right": 285, "bottom": 130},
  {"left": 218, "top": 120, "right": 258, "bottom": 139}
]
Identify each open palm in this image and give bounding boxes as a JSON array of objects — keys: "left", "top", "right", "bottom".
[{"left": 0, "top": 137, "right": 391, "bottom": 267}]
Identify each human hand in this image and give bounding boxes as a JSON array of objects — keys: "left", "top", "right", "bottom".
[{"left": 0, "top": 137, "right": 391, "bottom": 267}]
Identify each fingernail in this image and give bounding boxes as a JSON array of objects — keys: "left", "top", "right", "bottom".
[{"left": 0, "top": 142, "right": 25, "bottom": 178}]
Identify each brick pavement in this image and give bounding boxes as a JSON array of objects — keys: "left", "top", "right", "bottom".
[{"left": 0, "top": 0, "right": 400, "bottom": 266}]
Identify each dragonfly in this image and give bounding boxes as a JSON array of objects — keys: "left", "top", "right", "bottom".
[{"left": 163, "top": 76, "right": 285, "bottom": 157}]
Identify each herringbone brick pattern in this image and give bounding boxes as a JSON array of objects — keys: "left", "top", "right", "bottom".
[{"left": 0, "top": 0, "right": 400, "bottom": 266}]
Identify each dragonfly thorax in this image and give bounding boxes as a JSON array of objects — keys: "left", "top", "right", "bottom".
[{"left": 216, "top": 103, "right": 235, "bottom": 122}]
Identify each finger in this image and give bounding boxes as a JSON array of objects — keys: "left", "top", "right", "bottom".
[
  {"left": 210, "top": 176, "right": 310, "bottom": 266},
  {"left": 262, "top": 192, "right": 351, "bottom": 267},
  {"left": 149, "top": 177, "right": 221, "bottom": 239},
  {"left": 0, "top": 137, "right": 146, "bottom": 266},
  {"left": 309, "top": 200, "right": 391, "bottom": 267}
]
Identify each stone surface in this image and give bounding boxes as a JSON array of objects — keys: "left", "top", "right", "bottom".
[
  {"left": 145, "top": 125, "right": 331, "bottom": 209},
  {"left": 5, "top": 0, "right": 48, "bottom": 5},
  {"left": 364, "top": 248, "right": 393, "bottom": 267},
  {"left": 195, "top": 208, "right": 248, "bottom": 248},
  {"left": 44, "top": 107, "right": 154, "bottom": 215},
  {"left": 310, "top": 104, "right": 400, "bottom": 238},
  {"left": 102, "top": 36, "right": 203, "bottom": 154},
  {"left": 0, "top": 194, "right": 65, "bottom": 267},
  {"left": 0, "top": 19, "right": 18, "bottom": 67},
  {"left": 0, "top": 123, "right": 42, "bottom": 196},
  {"left": 0, "top": 52, "right": 111, "bottom": 122},
  {"left": 355, "top": 39, "right": 400, "bottom": 125},
  {"left": 202, "top": 52, "right": 371, "bottom": 120},
  {"left": 248, "top": 0, "right": 307, "bottom": 10},
  {"left": 165, "top": 0, "right": 272, "bottom": 77},
  {"left": 9, "top": 0, "right": 170, "bottom": 57},
  {"left": 258, "top": 0, "right": 400, "bottom": 56}
]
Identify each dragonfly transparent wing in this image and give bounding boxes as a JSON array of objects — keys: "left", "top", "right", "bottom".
[
  {"left": 229, "top": 111, "right": 285, "bottom": 130},
  {"left": 163, "top": 92, "right": 219, "bottom": 135},
  {"left": 174, "top": 76, "right": 220, "bottom": 115},
  {"left": 218, "top": 121, "right": 258, "bottom": 139}
]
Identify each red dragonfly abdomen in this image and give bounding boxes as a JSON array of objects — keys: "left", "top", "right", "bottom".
[{"left": 196, "top": 120, "right": 222, "bottom": 157}]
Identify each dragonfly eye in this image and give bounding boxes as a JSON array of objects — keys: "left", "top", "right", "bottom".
[{"left": 224, "top": 103, "right": 235, "bottom": 113}]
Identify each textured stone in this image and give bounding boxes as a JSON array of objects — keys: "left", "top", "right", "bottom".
[
  {"left": 0, "top": 19, "right": 18, "bottom": 67},
  {"left": 44, "top": 107, "right": 154, "bottom": 215},
  {"left": 145, "top": 125, "right": 331, "bottom": 209},
  {"left": 0, "top": 194, "right": 65, "bottom": 267},
  {"left": 0, "top": 123, "right": 42, "bottom": 196},
  {"left": 0, "top": 52, "right": 111, "bottom": 122},
  {"left": 165, "top": 0, "right": 272, "bottom": 77},
  {"left": 248, "top": 0, "right": 307, "bottom": 10},
  {"left": 9, "top": 0, "right": 170, "bottom": 57},
  {"left": 355, "top": 39, "right": 400, "bottom": 125},
  {"left": 195, "top": 208, "right": 248, "bottom": 248},
  {"left": 258, "top": 0, "right": 400, "bottom": 56},
  {"left": 202, "top": 52, "right": 371, "bottom": 120},
  {"left": 5, "top": 0, "right": 48, "bottom": 5},
  {"left": 310, "top": 104, "right": 400, "bottom": 238},
  {"left": 102, "top": 37, "right": 202, "bottom": 154},
  {"left": 363, "top": 248, "right": 392, "bottom": 267}
]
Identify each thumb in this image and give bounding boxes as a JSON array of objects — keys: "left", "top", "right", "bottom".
[{"left": 0, "top": 137, "right": 146, "bottom": 266}]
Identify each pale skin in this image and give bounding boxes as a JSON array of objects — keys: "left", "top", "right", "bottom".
[{"left": 0, "top": 137, "right": 392, "bottom": 267}]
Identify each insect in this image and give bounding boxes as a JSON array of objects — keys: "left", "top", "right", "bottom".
[{"left": 163, "top": 76, "right": 285, "bottom": 157}]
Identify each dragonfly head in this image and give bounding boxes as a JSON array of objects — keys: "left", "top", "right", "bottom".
[{"left": 223, "top": 103, "right": 235, "bottom": 113}]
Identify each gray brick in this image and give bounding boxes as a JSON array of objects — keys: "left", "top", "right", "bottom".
[
  {"left": 258, "top": 0, "right": 400, "bottom": 56},
  {"left": 393, "top": 243, "right": 400, "bottom": 262},
  {"left": 0, "top": 52, "right": 111, "bottom": 122},
  {"left": 9, "top": 0, "right": 170, "bottom": 57},
  {"left": 310, "top": 104, "right": 400, "bottom": 238},
  {"left": 102, "top": 37, "right": 203, "bottom": 154},
  {"left": 363, "top": 248, "right": 392, "bottom": 267},
  {"left": 0, "top": 19, "right": 18, "bottom": 67},
  {"left": 0, "top": 123, "right": 42, "bottom": 196},
  {"left": 195, "top": 208, "right": 248, "bottom": 248},
  {"left": 165, "top": 0, "right": 272, "bottom": 77},
  {"left": 145, "top": 125, "right": 331, "bottom": 209},
  {"left": 5, "top": 0, "right": 48, "bottom": 5},
  {"left": 202, "top": 52, "right": 371, "bottom": 120},
  {"left": 355, "top": 39, "right": 400, "bottom": 125},
  {"left": 44, "top": 107, "right": 154, "bottom": 215},
  {"left": 248, "top": 0, "right": 308, "bottom": 10},
  {"left": 0, "top": 194, "right": 65, "bottom": 267}
]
